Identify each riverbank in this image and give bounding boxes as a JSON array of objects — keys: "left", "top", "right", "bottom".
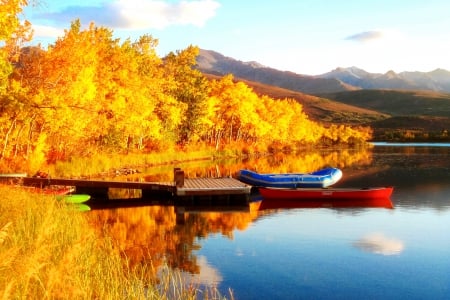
[{"left": 0, "top": 186, "right": 229, "bottom": 299}]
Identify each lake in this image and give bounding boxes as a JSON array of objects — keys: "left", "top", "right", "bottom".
[{"left": 87, "top": 144, "right": 450, "bottom": 299}]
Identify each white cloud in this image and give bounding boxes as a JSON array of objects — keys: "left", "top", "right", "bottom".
[
  {"left": 32, "top": 24, "right": 64, "bottom": 38},
  {"left": 36, "top": 0, "right": 221, "bottom": 30},
  {"left": 345, "top": 30, "right": 383, "bottom": 43}
]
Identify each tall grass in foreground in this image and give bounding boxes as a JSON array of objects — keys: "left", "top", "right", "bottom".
[{"left": 0, "top": 186, "right": 229, "bottom": 299}]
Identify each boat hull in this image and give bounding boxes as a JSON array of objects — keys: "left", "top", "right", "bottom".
[
  {"left": 237, "top": 167, "right": 343, "bottom": 188},
  {"left": 56, "top": 194, "right": 91, "bottom": 204},
  {"left": 259, "top": 186, "right": 394, "bottom": 200}
]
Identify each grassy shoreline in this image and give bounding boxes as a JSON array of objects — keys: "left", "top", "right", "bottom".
[
  {"left": 15, "top": 148, "right": 233, "bottom": 178},
  {"left": 0, "top": 185, "right": 229, "bottom": 299}
]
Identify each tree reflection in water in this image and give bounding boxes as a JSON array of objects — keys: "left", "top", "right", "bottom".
[
  {"left": 87, "top": 201, "right": 262, "bottom": 278},
  {"left": 111, "top": 148, "right": 374, "bottom": 182},
  {"left": 87, "top": 147, "right": 373, "bottom": 279}
]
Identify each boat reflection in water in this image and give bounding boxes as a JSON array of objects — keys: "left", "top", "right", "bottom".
[{"left": 258, "top": 196, "right": 394, "bottom": 210}]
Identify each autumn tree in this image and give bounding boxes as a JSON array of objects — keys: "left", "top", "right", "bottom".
[
  {"left": 0, "top": 0, "right": 34, "bottom": 165},
  {"left": 0, "top": 0, "right": 32, "bottom": 88},
  {"left": 162, "top": 46, "right": 210, "bottom": 144},
  {"left": 11, "top": 20, "right": 182, "bottom": 159},
  {"left": 207, "top": 75, "right": 268, "bottom": 149}
]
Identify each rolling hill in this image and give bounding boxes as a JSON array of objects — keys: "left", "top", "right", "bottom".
[{"left": 321, "top": 89, "right": 450, "bottom": 117}]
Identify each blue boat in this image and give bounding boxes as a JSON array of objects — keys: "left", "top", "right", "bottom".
[{"left": 237, "top": 167, "right": 343, "bottom": 188}]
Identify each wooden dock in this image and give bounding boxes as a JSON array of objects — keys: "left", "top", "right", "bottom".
[
  {"left": 10, "top": 168, "right": 251, "bottom": 200},
  {"left": 176, "top": 177, "right": 251, "bottom": 196}
]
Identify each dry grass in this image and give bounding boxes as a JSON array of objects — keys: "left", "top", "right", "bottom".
[{"left": 0, "top": 185, "right": 230, "bottom": 299}]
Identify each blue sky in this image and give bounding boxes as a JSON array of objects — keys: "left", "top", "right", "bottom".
[{"left": 23, "top": 0, "right": 450, "bottom": 75}]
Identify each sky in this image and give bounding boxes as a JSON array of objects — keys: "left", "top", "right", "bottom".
[{"left": 22, "top": 0, "right": 450, "bottom": 75}]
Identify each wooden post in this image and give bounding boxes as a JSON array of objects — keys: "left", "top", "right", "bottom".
[{"left": 174, "top": 168, "right": 184, "bottom": 188}]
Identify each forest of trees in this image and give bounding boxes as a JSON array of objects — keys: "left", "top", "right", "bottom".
[{"left": 0, "top": 1, "right": 372, "bottom": 171}]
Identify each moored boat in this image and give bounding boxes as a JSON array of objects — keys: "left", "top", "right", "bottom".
[
  {"left": 237, "top": 167, "right": 343, "bottom": 188},
  {"left": 56, "top": 194, "right": 91, "bottom": 204},
  {"left": 259, "top": 186, "right": 394, "bottom": 200}
]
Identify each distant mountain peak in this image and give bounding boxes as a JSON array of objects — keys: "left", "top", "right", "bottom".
[
  {"left": 243, "top": 61, "right": 266, "bottom": 68},
  {"left": 197, "top": 49, "right": 356, "bottom": 94},
  {"left": 429, "top": 68, "right": 450, "bottom": 78},
  {"left": 384, "top": 70, "right": 398, "bottom": 79},
  {"left": 197, "top": 49, "right": 450, "bottom": 93},
  {"left": 326, "top": 66, "right": 371, "bottom": 80}
]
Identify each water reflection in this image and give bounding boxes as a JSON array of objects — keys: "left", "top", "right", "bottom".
[
  {"left": 87, "top": 195, "right": 396, "bottom": 279},
  {"left": 183, "top": 255, "right": 223, "bottom": 285},
  {"left": 337, "top": 146, "right": 450, "bottom": 211},
  {"left": 87, "top": 145, "right": 450, "bottom": 274},
  {"left": 87, "top": 201, "right": 262, "bottom": 278},
  {"left": 86, "top": 145, "right": 450, "bottom": 298},
  {"left": 111, "top": 148, "right": 374, "bottom": 183},
  {"left": 258, "top": 198, "right": 394, "bottom": 210},
  {"left": 353, "top": 233, "right": 405, "bottom": 255}
]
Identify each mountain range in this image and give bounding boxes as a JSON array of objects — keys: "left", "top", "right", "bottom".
[
  {"left": 196, "top": 49, "right": 450, "bottom": 140},
  {"left": 196, "top": 49, "right": 450, "bottom": 94}
]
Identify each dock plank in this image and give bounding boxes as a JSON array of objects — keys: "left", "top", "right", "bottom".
[
  {"left": 22, "top": 177, "right": 175, "bottom": 192},
  {"left": 178, "top": 178, "right": 251, "bottom": 196}
]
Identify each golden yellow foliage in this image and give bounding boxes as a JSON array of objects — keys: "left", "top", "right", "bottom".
[
  {"left": 0, "top": 0, "right": 32, "bottom": 87},
  {"left": 0, "top": 7, "right": 372, "bottom": 168}
]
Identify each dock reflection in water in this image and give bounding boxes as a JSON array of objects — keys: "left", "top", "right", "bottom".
[{"left": 86, "top": 197, "right": 261, "bottom": 280}]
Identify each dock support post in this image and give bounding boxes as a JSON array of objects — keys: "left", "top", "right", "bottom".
[{"left": 174, "top": 168, "right": 184, "bottom": 188}]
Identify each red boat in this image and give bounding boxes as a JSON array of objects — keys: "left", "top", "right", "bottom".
[
  {"left": 258, "top": 186, "right": 394, "bottom": 209},
  {"left": 259, "top": 186, "right": 394, "bottom": 201}
]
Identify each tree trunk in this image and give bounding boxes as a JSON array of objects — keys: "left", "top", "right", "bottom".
[{"left": 1, "top": 118, "right": 16, "bottom": 160}]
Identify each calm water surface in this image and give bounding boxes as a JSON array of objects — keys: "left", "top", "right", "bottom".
[{"left": 89, "top": 145, "right": 450, "bottom": 299}]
